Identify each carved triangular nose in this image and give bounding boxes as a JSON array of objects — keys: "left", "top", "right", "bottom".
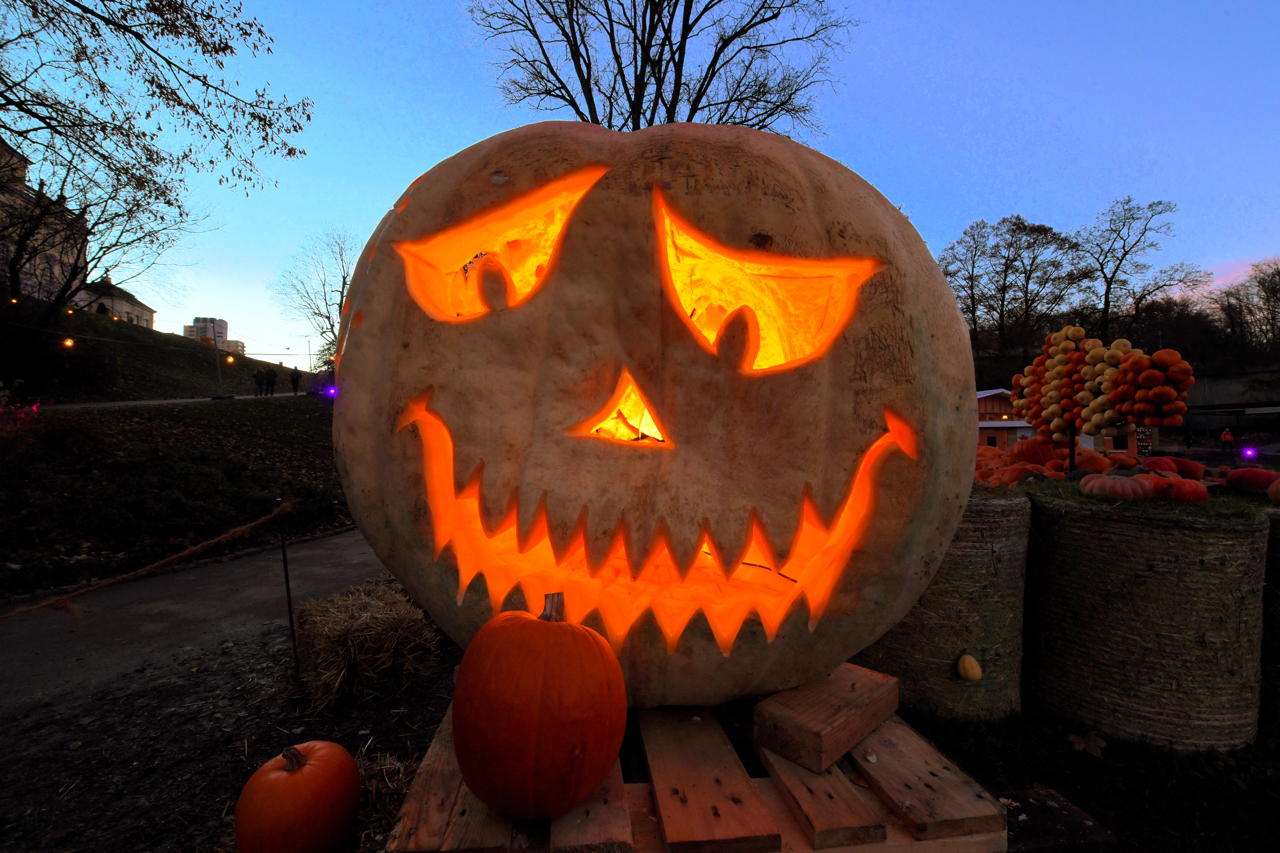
[{"left": 568, "top": 368, "right": 674, "bottom": 448}]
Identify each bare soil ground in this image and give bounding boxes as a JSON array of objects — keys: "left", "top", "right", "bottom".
[{"left": 0, "top": 624, "right": 462, "bottom": 853}]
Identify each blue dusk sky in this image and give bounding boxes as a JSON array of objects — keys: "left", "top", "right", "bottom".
[{"left": 140, "top": 0, "right": 1279, "bottom": 368}]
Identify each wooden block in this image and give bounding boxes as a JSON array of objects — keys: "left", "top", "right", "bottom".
[
  {"left": 848, "top": 717, "right": 1004, "bottom": 842},
  {"left": 441, "top": 783, "right": 513, "bottom": 853},
  {"left": 390, "top": 708, "right": 466, "bottom": 852},
  {"left": 758, "top": 747, "right": 885, "bottom": 847},
  {"left": 753, "top": 779, "right": 1006, "bottom": 852},
  {"left": 626, "top": 783, "right": 667, "bottom": 853},
  {"left": 639, "top": 709, "right": 781, "bottom": 853},
  {"left": 551, "top": 761, "right": 634, "bottom": 853},
  {"left": 754, "top": 664, "right": 898, "bottom": 773}
]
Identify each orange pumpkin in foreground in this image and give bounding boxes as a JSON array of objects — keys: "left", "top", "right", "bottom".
[
  {"left": 453, "top": 592, "right": 626, "bottom": 818},
  {"left": 235, "top": 741, "right": 361, "bottom": 853},
  {"left": 334, "top": 121, "right": 975, "bottom": 705}
]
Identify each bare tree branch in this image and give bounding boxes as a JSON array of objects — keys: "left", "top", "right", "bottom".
[
  {"left": 469, "top": 0, "right": 855, "bottom": 136},
  {"left": 270, "top": 231, "right": 358, "bottom": 369},
  {"left": 0, "top": 0, "right": 313, "bottom": 213}
]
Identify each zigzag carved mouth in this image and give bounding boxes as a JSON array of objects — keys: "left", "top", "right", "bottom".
[{"left": 398, "top": 395, "right": 918, "bottom": 655}]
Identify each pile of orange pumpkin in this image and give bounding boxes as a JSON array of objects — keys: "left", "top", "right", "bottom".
[
  {"left": 1105, "top": 347, "right": 1195, "bottom": 429},
  {"left": 1011, "top": 326, "right": 1196, "bottom": 441},
  {"left": 974, "top": 438, "right": 1126, "bottom": 487}
]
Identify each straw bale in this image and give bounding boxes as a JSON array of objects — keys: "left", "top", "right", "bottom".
[
  {"left": 1263, "top": 508, "right": 1280, "bottom": 730},
  {"left": 297, "top": 575, "right": 443, "bottom": 709},
  {"left": 854, "top": 490, "right": 1029, "bottom": 719},
  {"left": 1026, "top": 495, "right": 1266, "bottom": 751}
]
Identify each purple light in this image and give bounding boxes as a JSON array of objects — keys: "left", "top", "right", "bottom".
[
  {"left": 325, "top": 385, "right": 339, "bottom": 397},
  {"left": 1243, "top": 447, "right": 1258, "bottom": 459}
]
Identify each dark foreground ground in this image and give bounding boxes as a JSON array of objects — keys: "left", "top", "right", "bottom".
[{"left": 2, "top": 603, "right": 1276, "bottom": 852}]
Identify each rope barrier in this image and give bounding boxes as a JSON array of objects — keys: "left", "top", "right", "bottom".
[{"left": 0, "top": 501, "right": 295, "bottom": 621}]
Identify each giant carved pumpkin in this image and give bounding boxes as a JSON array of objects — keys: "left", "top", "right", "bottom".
[{"left": 334, "top": 122, "right": 975, "bottom": 706}]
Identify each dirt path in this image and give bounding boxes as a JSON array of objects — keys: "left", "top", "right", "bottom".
[{"left": 0, "top": 529, "right": 383, "bottom": 716}]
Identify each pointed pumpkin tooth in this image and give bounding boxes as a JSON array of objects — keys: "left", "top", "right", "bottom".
[
  {"left": 517, "top": 490, "right": 549, "bottom": 552},
  {"left": 623, "top": 511, "right": 659, "bottom": 579},
  {"left": 478, "top": 474, "right": 515, "bottom": 536},
  {"left": 756, "top": 493, "right": 802, "bottom": 568},
  {"left": 705, "top": 508, "right": 751, "bottom": 579},
  {"left": 812, "top": 467, "right": 846, "bottom": 528},
  {"left": 545, "top": 492, "right": 587, "bottom": 563},
  {"left": 454, "top": 449, "right": 484, "bottom": 497},
  {"left": 664, "top": 518, "right": 704, "bottom": 579},
  {"left": 585, "top": 506, "right": 625, "bottom": 573}
]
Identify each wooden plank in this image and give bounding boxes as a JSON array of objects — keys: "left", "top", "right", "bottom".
[
  {"left": 848, "top": 717, "right": 1005, "bottom": 842},
  {"left": 441, "top": 783, "right": 513, "bottom": 853},
  {"left": 626, "top": 783, "right": 667, "bottom": 853},
  {"left": 753, "top": 779, "right": 1006, "bottom": 853},
  {"left": 754, "top": 664, "right": 898, "bottom": 773},
  {"left": 639, "top": 709, "right": 781, "bottom": 853},
  {"left": 758, "top": 747, "right": 885, "bottom": 848},
  {"left": 389, "top": 707, "right": 465, "bottom": 852},
  {"left": 551, "top": 761, "right": 634, "bottom": 853}
]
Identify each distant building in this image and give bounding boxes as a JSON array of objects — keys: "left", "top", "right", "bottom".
[
  {"left": 976, "top": 388, "right": 1034, "bottom": 450},
  {"left": 183, "top": 317, "right": 229, "bottom": 346},
  {"left": 0, "top": 136, "right": 89, "bottom": 301},
  {"left": 224, "top": 340, "right": 246, "bottom": 355},
  {"left": 71, "top": 274, "right": 155, "bottom": 328}
]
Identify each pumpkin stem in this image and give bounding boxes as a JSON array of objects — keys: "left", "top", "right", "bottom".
[
  {"left": 538, "top": 591, "right": 565, "bottom": 622},
  {"left": 282, "top": 746, "right": 307, "bottom": 773}
]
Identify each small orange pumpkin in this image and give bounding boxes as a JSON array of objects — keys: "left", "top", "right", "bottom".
[
  {"left": 235, "top": 741, "right": 361, "bottom": 853},
  {"left": 453, "top": 592, "right": 626, "bottom": 818}
]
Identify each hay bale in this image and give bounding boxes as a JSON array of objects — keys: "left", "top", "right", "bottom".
[
  {"left": 1263, "top": 508, "right": 1280, "bottom": 731},
  {"left": 297, "top": 576, "right": 442, "bottom": 708},
  {"left": 1025, "top": 494, "right": 1266, "bottom": 751},
  {"left": 854, "top": 490, "right": 1029, "bottom": 720}
]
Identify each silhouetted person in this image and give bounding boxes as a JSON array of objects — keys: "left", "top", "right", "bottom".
[
  {"left": 265, "top": 367, "right": 278, "bottom": 396},
  {"left": 1221, "top": 427, "right": 1234, "bottom": 451},
  {"left": 289, "top": 367, "right": 301, "bottom": 395},
  {"left": 252, "top": 368, "right": 265, "bottom": 397}
]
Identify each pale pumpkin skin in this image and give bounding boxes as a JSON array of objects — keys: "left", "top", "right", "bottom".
[{"left": 334, "top": 121, "right": 975, "bottom": 707}]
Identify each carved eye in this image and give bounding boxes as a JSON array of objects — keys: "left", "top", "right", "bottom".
[
  {"left": 395, "top": 166, "right": 609, "bottom": 322},
  {"left": 653, "top": 189, "right": 883, "bottom": 373}
]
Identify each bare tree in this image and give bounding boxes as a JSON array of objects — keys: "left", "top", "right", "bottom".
[
  {"left": 469, "top": 0, "right": 855, "bottom": 134},
  {"left": 937, "top": 215, "right": 1078, "bottom": 360},
  {"left": 0, "top": 0, "right": 312, "bottom": 212},
  {"left": 1209, "top": 258, "right": 1280, "bottom": 356},
  {"left": 1068, "top": 197, "right": 1188, "bottom": 341},
  {"left": 937, "top": 219, "right": 991, "bottom": 342},
  {"left": 271, "top": 231, "right": 357, "bottom": 369},
  {"left": 2, "top": 149, "right": 197, "bottom": 312},
  {"left": 999, "top": 216, "right": 1080, "bottom": 360}
]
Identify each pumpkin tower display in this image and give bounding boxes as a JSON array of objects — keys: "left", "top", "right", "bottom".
[{"left": 333, "top": 122, "right": 976, "bottom": 706}]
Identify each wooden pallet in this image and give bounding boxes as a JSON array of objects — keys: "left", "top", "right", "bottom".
[{"left": 389, "top": 674, "right": 1005, "bottom": 853}]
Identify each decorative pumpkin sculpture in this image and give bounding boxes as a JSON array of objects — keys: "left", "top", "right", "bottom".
[
  {"left": 333, "top": 122, "right": 975, "bottom": 706},
  {"left": 453, "top": 592, "right": 626, "bottom": 818},
  {"left": 235, "top": 741, "right": 361, "bottom": 853}
]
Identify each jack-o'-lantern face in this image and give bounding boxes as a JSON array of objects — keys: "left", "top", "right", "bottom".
[{"left": 334, "top": 122, "right": 975, "bottom": 707}]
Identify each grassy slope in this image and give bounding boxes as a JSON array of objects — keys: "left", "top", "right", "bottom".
[
  {"left": 1, "top": 300, "right": 316, "bottom": 403},
  {"left": 0, "top": 395, "right": 347, "bottom": 595}
]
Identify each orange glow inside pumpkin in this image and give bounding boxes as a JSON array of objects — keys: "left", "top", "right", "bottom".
[
  {"left": 399, "top": 396, "right": 918, "bottom": 654},
  {"left": 569, "top": 368, "right": 672, "bottom": 447},
  {"left": 653, "top": 190, "right": 883, "bottom": 374},
  {"left": 394, "top": 166, "right": 609, "bottom": 322}
]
